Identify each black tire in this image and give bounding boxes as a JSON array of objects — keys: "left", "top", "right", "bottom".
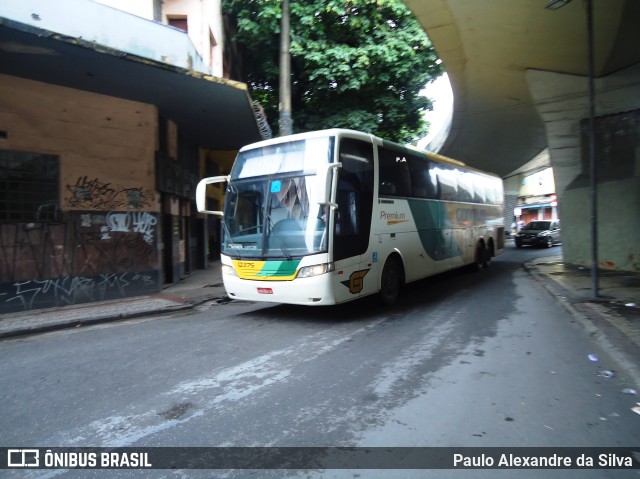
[
  {"left": 472, "top": 242, "right": 489, "bottom": 271},
  {"left": 485, "top": 242, "right": 493, "bottom": 267},
  {"left": 379, "top": 256, "right": 402, "bottom": 306},
  {"left": 546, "top": 236, "right": 553, "bottom": 248}
]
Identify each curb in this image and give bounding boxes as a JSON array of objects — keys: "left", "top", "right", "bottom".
[{"left": 0, "top": 294, "right": 225, "bottom": 341}]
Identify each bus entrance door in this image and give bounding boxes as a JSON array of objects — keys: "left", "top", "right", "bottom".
[{"left": 332, "top": 257, "right": 367, "bottom": 304}]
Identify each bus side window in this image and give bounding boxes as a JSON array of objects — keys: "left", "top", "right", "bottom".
[
  {"left": 380, "top": 181, "right": 396, "bottom": 195},
  {"left": 434, "top": 164, "right": 458, "bottom": 201},
  {"left": 456, "top": 168, "right": 474, "bottom": 203},
  {"left": 408, "top": 155, "right": 434, "bottom": 199},
  {"left": 379, "top": 146, "right": 411, "bottom": 197}
]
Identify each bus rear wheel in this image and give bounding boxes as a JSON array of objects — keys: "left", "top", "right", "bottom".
[
  {"left": 473, "top": 242, "right": 490, "bottom": 271},
  {"left": 379, "top": 256, "right": 402, "bottom": 306}
]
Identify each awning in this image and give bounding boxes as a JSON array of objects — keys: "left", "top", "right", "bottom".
[
  {"left": 519, "top": 203, "right": 552, "bottom": 209},
  {"left": 0, "top": 17, "right": 263, "bottom": 151}
]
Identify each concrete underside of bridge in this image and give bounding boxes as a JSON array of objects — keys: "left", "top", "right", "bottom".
[{"left": 406, "top": 0, "right": 640, "bottom": 272}]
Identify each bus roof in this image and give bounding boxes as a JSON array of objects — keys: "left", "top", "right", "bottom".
[
  {"left": 237, "top": 128, "right": 369, "bottom": 152},
  {"left": 237, "top": 129, "right": 500, "bottom": 178}
]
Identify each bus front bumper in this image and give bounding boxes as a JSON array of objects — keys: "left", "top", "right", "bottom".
[{"left": 222, "top": 273, "right": 336, "bottom": 306}]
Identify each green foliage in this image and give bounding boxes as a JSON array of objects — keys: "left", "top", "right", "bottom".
[{"left": 223, "top": 0, "right": 443, "bottom": 144}]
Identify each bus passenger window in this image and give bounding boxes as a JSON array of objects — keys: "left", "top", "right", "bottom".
[
  {"left": 380, "top": 181, "right": 396, "bottom": 195},
  {"left": 435, "top": 165, "right": 458, "bottom": 201},
  {"left": 408, "top": 155, "right": 434, "bottom": 199},
  {"left": 379, "top": 147, "right": 412, "bottom": 197},
  {"left": 457, "top": 169, "right": 474, "bottom": 203}
]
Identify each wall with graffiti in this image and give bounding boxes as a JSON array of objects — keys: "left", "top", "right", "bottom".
[
  {"left": 0, "top": 211, "right": 160, "bottom": 313},
  {"left": 65, "top": 175, "right": 156, "bottom": 211},
  {"left": 0, "top": 75, "right": 163, "bottom": 313}
]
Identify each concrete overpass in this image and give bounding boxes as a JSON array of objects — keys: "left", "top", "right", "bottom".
[{"left": 405, "top": 0, "right": 640, "bottom": 272}]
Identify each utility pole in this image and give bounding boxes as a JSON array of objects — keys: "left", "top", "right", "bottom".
[
  {"left": 545, "top": 0, "right": 599, "bottom": 298},
  {"left": 586, "top": 0, "right": 599, "bottom": 299},
  {"left": 279, "top": 0, "right": 293, "bottom": 136}
]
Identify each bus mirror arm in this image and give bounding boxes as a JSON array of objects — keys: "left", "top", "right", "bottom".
[
  {"left": 195, "top": 175, "right": 229, "bottom": 216},
  {"left": 316, "top": 162, "right": 342, "bottom": 206},
  {"left": 317, "top": 202, "right": 339, "bottom": 214}
]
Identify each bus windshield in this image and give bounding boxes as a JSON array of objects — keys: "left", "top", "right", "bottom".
[
  {"left": 230, "top": 136, "right": 334, "bottom": 180},
  {"left": 222, "top": 136, "right": 335, "bottom": 259}
]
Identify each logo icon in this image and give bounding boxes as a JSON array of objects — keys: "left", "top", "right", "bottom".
[
  {"left": 341, "top": 269, "right": 369, "bottom": 294},
  {"left": 8, "top": 449, "right": 40, "bottom": 468}
]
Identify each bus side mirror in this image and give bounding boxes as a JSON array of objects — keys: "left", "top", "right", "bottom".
[
  {"left": 316, "top": 162, "right": 342, "bottom": 206},
  {"left": 195, "top": 175, "right": 229, "bottom": 216}
]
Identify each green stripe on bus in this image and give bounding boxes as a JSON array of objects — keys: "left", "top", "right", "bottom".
[
  {"left": 407, "top": 200, "right": 462, "bottom": 261},
  {"left": 256, "top": 260, "right": 301, "bottom": 277}
]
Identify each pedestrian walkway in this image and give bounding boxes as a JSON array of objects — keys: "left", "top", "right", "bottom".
[
  {"left": 525, "top": 255, "right": 640, "bottom": 348},
  {"left": 0, "top": 263, "right": 227, "bottom": 339},
  {"left": 1, "top": 257, "right": 639, "bottom": 384},
  {"left": 524, "top": 255, "right": 640, "bottom": 385}
]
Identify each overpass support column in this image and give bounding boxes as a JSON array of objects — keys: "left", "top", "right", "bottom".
[{"left": 526, "top": 64, "right": 640, "bottom": 272}]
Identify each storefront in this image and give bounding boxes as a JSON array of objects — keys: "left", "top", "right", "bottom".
[{"left": 514, "top": 195, "right": 558, "bottom": 230}]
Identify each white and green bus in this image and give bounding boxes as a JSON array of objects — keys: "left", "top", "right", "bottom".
[{"left": 196, "top": 129, "right": 504, "bottom": 306}]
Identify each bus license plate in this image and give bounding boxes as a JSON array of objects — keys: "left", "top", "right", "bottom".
[{"left": 257, "top": 287, "right": 273, "bottom": 294}]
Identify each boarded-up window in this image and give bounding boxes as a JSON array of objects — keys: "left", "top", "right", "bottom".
[
  {"left": 0, "top": 150, "right": 60, "bottom": 222},
  {"left": 580, "top": 109, "right": 640, "bottom": 182}
]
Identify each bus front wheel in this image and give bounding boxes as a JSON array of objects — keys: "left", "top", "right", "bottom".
[{"left": 379, "top": 256, "right": 402, "bottom": 306}]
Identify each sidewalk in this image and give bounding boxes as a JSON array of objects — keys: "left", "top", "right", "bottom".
[
  {"left": 0, "top": 263, "right": 227, "bottom": 339},
  {"left": 524, "top": 255, "right": 640, "bottom": 384},
  {"left": 1, "top": 257, "right": 639, "bottom": 383}
]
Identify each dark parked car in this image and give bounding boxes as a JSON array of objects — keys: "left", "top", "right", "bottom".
[{"left": 515, "top": 220, "right": 561, "bottom": 248}]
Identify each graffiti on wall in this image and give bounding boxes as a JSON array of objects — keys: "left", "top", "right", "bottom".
[
  {"left": 65, "top": 176, "right": 154, "bottom": 210},
  {"left": 104, "top": 212, "right": 158, "bottom": 244},
  {"left": 3, "top": 273, "right": 155, "bottom": 311},
  {"left": 0, "top": 211, "right": 160, "bottom": 313}
]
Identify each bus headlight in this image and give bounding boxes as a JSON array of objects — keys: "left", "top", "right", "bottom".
[
  {"left": 221, "top": 264, "right": 237, "bottom": 277},
  {"left": 297, "top": 263, "right": 334, "bottom": 279}
]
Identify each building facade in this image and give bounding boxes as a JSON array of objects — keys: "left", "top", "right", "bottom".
[
  {"left": 95, "top": 0, "right": 226, "bottom": 77},
  {"left": 0, "top": 0, "right": 265, "bottom": 313},
  {"left": 504, "top": 150, "right": 557, "bottom": 234}
]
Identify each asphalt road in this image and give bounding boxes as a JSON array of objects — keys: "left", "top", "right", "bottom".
[{"left": 2, "top": 243, "right": 639, "bottom": 478}]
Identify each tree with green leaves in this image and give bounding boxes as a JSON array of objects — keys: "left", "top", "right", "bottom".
[{"left": 223, "top": 0, "right": 443, "bottom": 145}]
